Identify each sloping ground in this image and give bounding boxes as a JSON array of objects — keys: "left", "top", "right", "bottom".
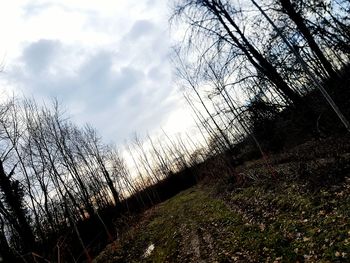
[
  {"left": 94, "top": 176, "right": 350, "bottom": 262},
  {"left": 94, "top": 135, "right": 350, "bottom": 262}
]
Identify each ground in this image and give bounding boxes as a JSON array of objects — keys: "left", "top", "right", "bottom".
[
  {"left": 94, "top": 183, "right": 350, "bottom": 262},
  {"left": 94, "top": 136, "right": 350, "bottom": 262}
]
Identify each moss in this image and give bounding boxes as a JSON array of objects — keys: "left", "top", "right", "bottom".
[{"left": 95, "top": 176, "right": 350, "bottom": 262}]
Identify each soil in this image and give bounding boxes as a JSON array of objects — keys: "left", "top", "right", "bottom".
[{"left": 94, "top": 136, "right": 350, "bottom": 262}]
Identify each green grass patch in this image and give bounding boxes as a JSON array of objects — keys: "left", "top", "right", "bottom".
[{"left": 95, "top": 178, "right": 350, "bottom": 262}]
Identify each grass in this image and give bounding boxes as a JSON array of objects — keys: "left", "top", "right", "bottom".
[
  {"left": 94, "top": 187, "right": 240, "bottom": 262},
  {"left": 94, "top": 175, "right": 350, "bottom": 262},
  {"left": 222, "top": 177, "right": 350, "bottom": 262}
]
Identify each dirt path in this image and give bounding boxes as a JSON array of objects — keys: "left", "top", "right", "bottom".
[
  {"left": 94, "top": 176, "right": 350, "bottom": 263},
  {"left": 94, "top": 187, "right": 241, "bottom": 262}
]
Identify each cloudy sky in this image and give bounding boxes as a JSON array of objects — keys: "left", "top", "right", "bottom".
[{"left": 0, "top": 0, "right": 194, "bottom": 144}]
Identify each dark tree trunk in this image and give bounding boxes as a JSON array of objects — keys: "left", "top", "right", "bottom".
[
  {"left": 0, "top": 161, "right": 36, "bottom": 253},
  {"left": 279, "top": 0, "right": 338, "bottom": 79},
  {"left": 209, "top": 1, "right": 303, "bottom": 105},
  {"left": 0, "top": 231, "right": 16, "bottom": 263}
]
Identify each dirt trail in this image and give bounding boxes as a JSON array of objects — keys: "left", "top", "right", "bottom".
[{"left": 94, "top": 137, "right": 350, "bottom": 262}]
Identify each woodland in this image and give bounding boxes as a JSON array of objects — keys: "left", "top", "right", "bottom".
[{"left": 0, "top": 0, "right": 350, "bottom": 262}]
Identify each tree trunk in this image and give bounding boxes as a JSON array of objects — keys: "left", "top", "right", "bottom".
[
  {"left": 210, "top": 1, "right": 303, "bottom": 105},
  {"left": 0, "top": 161, "right": 36, "bottom": 253},
  {"left": 279, "top": 0, "right": 338, "bottom": 79}
]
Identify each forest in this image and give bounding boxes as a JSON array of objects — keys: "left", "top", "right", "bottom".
[{"left": 0, "top": 0, "right": 350, "bottom": 262}]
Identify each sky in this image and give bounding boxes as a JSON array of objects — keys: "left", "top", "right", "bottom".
[{"left": 0, "top": 0, "right": 194, "bottom": 145}]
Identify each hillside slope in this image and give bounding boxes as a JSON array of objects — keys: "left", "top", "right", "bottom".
[{"left": 94, "top": 176, "right": 350, "bottom": 262}]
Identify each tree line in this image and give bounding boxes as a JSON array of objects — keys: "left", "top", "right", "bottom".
[
  {"left": 172, "top": 0, "right": 350, "bottom": 154},
  {"left": 0, "top": 98, "right": 207, "bottom": 261},
  {"left": 1, "top": 0, "right": 350, "bottom": 261}
]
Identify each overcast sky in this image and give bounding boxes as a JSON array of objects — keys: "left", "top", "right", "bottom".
[{"left": 0, "top": 0, "right": 194, "bottom": 144}]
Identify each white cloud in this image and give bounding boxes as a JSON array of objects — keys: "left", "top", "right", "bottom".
[{"left": 0, "top": 0, "right": 193, "bottom": 145}]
